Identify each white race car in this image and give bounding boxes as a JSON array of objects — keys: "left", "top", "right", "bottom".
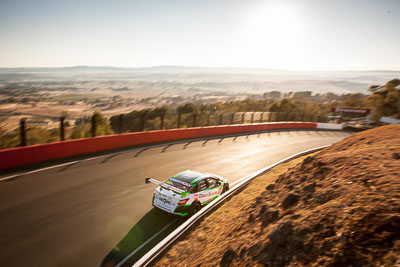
[{"left": 146, "top": 170, "right": 229, "bottom": 217}]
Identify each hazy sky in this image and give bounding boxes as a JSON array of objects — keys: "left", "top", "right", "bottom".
[{"left": 1, "top": 0, "right": 399, "bottom": 70}]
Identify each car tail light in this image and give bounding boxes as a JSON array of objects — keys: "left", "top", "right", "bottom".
[{"left": 178, "top": 198, "right": 189, "bottom": 205}]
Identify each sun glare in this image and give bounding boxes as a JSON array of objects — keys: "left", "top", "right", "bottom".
[
  {"left": 241, "top": 2, "right": 308, "bottom": 69},
  {"left": 254, "top": 3, "right": 300, "bottom": 36}
]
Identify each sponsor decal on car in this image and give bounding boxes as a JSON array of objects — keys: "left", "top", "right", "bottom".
[
  {"left": 194, "top": 194, "right": 198, "bottom": 200},
  {"left": 199, "top": 190, "right": 218, "bottom": 198},
  {"left": 157, "top": 192, "right": 171, "bottom": 200},
  {"left": 169, "top": 178, "right": 192, "bottom": 188},
  {"left": 158, "top": 197, "right": 172, "bottom": 205}
]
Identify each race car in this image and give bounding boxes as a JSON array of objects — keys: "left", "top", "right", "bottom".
[{"left": 145, "top": 170, "right": 229, "bottom": 217}]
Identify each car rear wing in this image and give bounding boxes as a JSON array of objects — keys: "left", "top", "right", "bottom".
[{"left": 145, "top": 178, "right": 185, "bottom": 194}]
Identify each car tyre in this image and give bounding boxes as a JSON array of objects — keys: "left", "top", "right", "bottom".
[
  {"left": 222, "top": 184, "right": 229, "bottom": 194},
  {"left": 189, "top": 202, "right": 201, "bottom": 217}
]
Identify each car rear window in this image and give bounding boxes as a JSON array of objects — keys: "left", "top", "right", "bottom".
[
  {"left": 165, "top": 170, "right": 205, "bottom": 191},
  {"left": 166, "top": 177, "right": 193, "bottom": 191}
]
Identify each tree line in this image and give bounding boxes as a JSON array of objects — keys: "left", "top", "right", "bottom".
[{"left": 0, "top": 79, "right": 398, "bottom": 149}]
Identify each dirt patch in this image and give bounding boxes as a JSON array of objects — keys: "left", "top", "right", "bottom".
[{"left": 153, "top": 125, "right": 400, "bottom": 267}]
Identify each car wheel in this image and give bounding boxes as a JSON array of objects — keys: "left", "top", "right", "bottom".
[
  {"left": 189, "top": 202, "right": 201, "bottom": 217},
  {"left": 222, "top": 184, "right": 229, "bottom": 194}
]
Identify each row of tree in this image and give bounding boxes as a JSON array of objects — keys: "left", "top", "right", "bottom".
[
  {"left": 367, "top": 79, "right": 400, "bottom": 120},
  {"left": 70, "top": 78, "right": 400, "bottom": 139},
  {"left": 1, "top": 79, "right": 399, "bottom": 149}
]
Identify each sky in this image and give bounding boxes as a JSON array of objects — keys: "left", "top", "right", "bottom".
[{"left": 0, "top": 0, "right": 399, "bottom": 70}]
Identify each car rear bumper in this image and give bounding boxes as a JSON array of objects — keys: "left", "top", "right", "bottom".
[{"left": 153, "top": 202, "right": 189, "bottom": 216}]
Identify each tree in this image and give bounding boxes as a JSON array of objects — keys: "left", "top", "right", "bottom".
[
  {"left": 343, "top": 93, "right": 367, "bottom": 108},
  {"left": 177, "top": 103, "right": 198, "bottom": 128},
  {"left": 268, "top": 98, "right": 297, "bottom": 113},
  {"left": 365, "top": 79, "right": 400, "bottom": 120},
  {"left": 151, "top": 106, "right": 169, "bottom": 129},
  {"left": 177, "top": 103, "right": 197, "bottom": 115},
  {"left": 70, "top": 128, "right": 85, "bottom": 139},
  {"left": 92, "top": 111, "right": 113, "bottom": 136}
]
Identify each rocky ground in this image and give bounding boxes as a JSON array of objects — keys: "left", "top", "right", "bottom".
[{"left": 153, "top": 124, "right": 400, "bottom": 267}]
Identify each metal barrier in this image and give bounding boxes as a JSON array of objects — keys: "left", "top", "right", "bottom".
[
  {"left": 0, "top": 122, "right": 318, "bottom": 171},
  {"left": 3, "top": 111, "right": 327, "bottom": 149}
]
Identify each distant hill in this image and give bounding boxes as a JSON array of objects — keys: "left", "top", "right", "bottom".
[
  {"left": 0, "top": 65, "right": 281, "bottom": 73},
  {"left": 1, "top": 65, "right": 398, "bottom": 74},
  {"left": 0, "top": 66, "right": 398, "bottom": 94},
  {"left": 0, "top": 66, "right": 129, "bottom": 72}
]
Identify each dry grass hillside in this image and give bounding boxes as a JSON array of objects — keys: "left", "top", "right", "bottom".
[{"left": 154, "top": 124, "right": 400, "bottom": 267}]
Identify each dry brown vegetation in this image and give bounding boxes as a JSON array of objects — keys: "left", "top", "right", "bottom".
[{"left": 154, "top": 124, "right": 400, "bottom": 267}]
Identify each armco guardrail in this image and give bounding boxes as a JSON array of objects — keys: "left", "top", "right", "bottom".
[
  {"left": 0, "top": 122, "right": 318, "bottom": 171},
  {"left": 316, "top": 122, "right": 343, "bottom": 130},
  {"left": 134, "top": 145, "right": 330, "bottom": 267}
]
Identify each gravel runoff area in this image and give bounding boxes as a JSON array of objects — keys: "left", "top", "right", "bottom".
[{"left": 153, "top": 124, "right": 400, "bottom": 267}]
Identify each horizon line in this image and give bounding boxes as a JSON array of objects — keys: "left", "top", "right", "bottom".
[{"left": 0, "top": 65, "right": 399, "bottom": 73}]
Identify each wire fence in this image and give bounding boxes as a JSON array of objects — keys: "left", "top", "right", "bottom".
[{"left": 0, "top": 111, "right": 328, "bottom": 149}]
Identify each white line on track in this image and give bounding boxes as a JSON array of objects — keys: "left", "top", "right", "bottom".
[{"left": 116, "top": 218, "right": 178, "bottom": 267}]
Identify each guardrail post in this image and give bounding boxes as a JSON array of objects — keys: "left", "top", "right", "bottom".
[
  {"left": 91, "top": 114, "right": 97, "bottom": 137},
  {"left": 160, "top": 113, "right": 164, "bottom": 130},
  {"left": 140, "top": 112, "right": 147, "bottom": 132},
  {"left": 60, "top": 116, "right": 66, "bottom": 141},
  {"left": 118, "top": 114, "right": 124, "bottom": 133},
  {"left": 241, "top": 112, "right": 245, "bottom": 124},
  {"left": 177, "top": 113, "right": 181, "bottom": 128},
  {"left": 219, "top": 113, "right": 223, "bottom": 125},
  {"left": 230, "top": 113, "right": 234, "bottom": 124},
  {"left": 192, "top": 113, "right": 197, "bottom": 127},
  {"left": 251, "top": 112, "right": 254, "bottom": 124},
  {"left": 19, "top": 118, "right": 27, "bottom": 146},
  {"left": 260, "top": 112, "right": 263, "bottom": 123}
]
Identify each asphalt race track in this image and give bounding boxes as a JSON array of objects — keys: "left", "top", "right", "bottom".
[{"left": 0, "top": 130, "right": 350, "bottom": 266}]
